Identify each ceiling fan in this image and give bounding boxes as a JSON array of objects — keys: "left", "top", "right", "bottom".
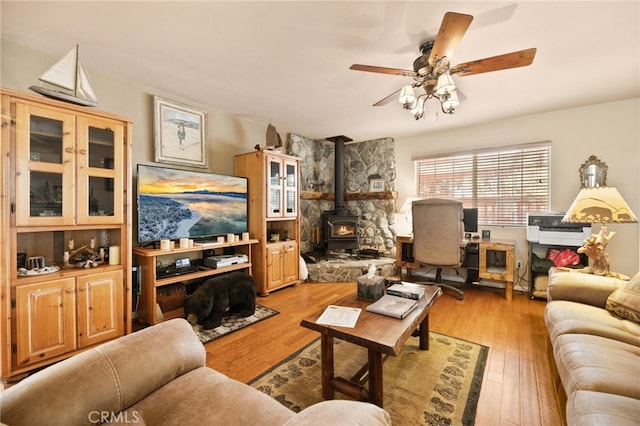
[{"left": 350, "top": 12, "right": 537, "bottom": 120}]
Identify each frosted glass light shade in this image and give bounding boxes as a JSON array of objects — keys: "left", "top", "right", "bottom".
[{"left": 399, "top": 85, "right": 416, "bottom": 105}]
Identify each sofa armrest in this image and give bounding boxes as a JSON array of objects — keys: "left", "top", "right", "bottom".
[
  {"left": 547, "top": 267, "right": 627, "bottom": 308},
  {"left": 1, "top": 319, "right": 204, "bottom": 426},
  {"left": 285, "top": 400, "right": 391, "bottom": 425}
]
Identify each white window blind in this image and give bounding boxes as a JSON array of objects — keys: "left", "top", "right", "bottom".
[{"left": 415, "top": 143, "right": 550, "bottom": 226}]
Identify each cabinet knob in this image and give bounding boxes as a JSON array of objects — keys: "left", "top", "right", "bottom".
[
  {"left": 78, "top": 149, "right": 87, "bottom": 155},
  {"left": 65, "top": 147, "right": 74, "bottom": 153}
]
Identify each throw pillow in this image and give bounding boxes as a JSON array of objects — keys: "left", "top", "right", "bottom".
[{"left": 605, "top": 272, "right": 640, "bottom": 323}]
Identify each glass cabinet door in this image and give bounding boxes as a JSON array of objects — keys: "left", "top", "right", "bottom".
[
  {"left": 283, "top": 159, "right": 298, "bottom": 217},
  {"left": 76, "top": 116, "right": 124, "bottom": 224},
  {"left": 266, "top": 156, "right": 283, "bottom": 217},
  {"left": 14, "top": 103, "right": 75, "bottom": 226}
]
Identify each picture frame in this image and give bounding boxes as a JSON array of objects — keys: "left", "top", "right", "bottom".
[
  {"left": 154, "top": 96, "right": 208, "bottom": 168},
  {"left": 369, "top": 178, "right": 385, "bottom": 192}
]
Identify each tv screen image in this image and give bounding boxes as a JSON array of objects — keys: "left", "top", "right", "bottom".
[{"left": 137, "top": 164, "right": 248, "bottom": 243}]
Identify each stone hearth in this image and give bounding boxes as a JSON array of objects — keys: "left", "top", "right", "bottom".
[{"left": 304, "top": 255, "right": 396, "bottom": 283}]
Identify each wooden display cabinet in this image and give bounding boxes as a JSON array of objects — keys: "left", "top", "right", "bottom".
[
  {"left": 235, "top": 149, "right": 301, "bottom": 295},
  {"left": 0, "top": 88, "right": 132, "bottom": 380}
]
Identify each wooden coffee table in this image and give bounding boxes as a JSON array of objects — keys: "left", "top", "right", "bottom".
[{"left": 300, "top": 285, "right": 442, "bottom": 407}]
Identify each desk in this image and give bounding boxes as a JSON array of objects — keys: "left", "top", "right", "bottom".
[{"left": 396, "top": 236, "right": 515, "bottom": 300}]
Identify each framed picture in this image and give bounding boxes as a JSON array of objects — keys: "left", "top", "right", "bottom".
[
  {"left": 154, "top": 96, "right": 208, "bottom": 168},
  {"left": 369, "top": 178, "right": 385, "bottom": 192}
]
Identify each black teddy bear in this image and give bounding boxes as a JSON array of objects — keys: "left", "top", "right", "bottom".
[{"left": 184, "top": 271, "right": 256, "bottom": 330}]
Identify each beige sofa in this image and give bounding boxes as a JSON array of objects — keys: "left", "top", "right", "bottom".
[
  {"left": 1, "top": 318, "right": 391, "bottom": 426},
  {"left": 544, "top": 267, "right": 640, "bottom": 426}
]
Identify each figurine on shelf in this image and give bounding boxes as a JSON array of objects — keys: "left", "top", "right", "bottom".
[{"left": 63, "top": 251, "right": 70, "bottom": 268}]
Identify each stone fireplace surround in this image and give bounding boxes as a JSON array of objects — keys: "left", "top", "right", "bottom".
[{"left": 287, "top": 133, "right": 398, "bottom": 260}]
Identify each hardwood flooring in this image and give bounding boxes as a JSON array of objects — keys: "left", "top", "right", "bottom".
[{"left": 204, "top": 282, "right": 561, "bottom": 426}]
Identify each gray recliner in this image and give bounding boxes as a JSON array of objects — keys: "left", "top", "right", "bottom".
[{"left": 410, "top": 198, "right": 467, "bottom": 300}]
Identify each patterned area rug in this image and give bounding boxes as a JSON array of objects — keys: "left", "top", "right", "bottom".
[
  {"left": 190, "top": 305, "right": 279, "bottom": 345},
  {"left": 249, "top": 332, "right": 488, "bottom": 425}
]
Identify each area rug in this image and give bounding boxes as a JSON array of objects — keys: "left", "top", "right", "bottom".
[
  {"left": 190, "top": 305, "right": 279, "bottom": 345},
  {"left": 249, "top": 332, "right": 488, "bottom": 425}
]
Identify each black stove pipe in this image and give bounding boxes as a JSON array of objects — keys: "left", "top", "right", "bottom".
[{"left": 326, "top": 135, "right": 352, "bottom": 216}]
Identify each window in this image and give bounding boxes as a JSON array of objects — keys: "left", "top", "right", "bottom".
[{"left": 414, "top": 142, "right": 550, "bottom": 226}]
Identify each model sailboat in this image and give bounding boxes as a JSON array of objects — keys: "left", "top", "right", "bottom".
[{"left": 29, "top": 45, "right": 98, "bottom": 107}]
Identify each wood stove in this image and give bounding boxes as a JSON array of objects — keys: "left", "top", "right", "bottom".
[
  {"left": 322, "top": 212, "right": 359, "bottom": 257},
  {"left": 321, "top": 135, "right": 359, "bottom": 258}
]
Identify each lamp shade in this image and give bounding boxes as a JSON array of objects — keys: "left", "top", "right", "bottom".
[
  {"left": 441, "top": 91, "right": 460, "bottom": 112},
  {"left": 398, "top": 85, "right": 416, "bottom": 105},
  {"left": 562, "top": 186, "right": 638, "bottom": 223},
  {"left": 436, "top": 72, "right": 455, "bottom": 95}
]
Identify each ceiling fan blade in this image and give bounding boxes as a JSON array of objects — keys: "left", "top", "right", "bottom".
[
  {"left": 350, "top": 64, "right": 416, "bottom": 78},
  {"left": 372, "top": 88, "right": 402, "bottom": 106},
  {"left": 428, "top": 12, "right": 474, "bottom": 66},
  {"left": 450, "top": 48, "right": 537, "bottom": 76}
]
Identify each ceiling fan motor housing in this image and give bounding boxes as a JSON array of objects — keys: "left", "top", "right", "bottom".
[{"left": 413, "top": 55, "right": 432, "bottom": 77}]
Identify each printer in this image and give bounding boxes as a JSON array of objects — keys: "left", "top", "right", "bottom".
[{"left": 526, "top": 212, "right": 591, "bottom": 246}]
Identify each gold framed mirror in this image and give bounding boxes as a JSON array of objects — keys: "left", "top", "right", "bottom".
[{"left": 579, "top": 155, "right": 607, "bottom": 188}]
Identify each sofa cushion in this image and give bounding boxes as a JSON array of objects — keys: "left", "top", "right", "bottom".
[
  {"left": 567, "top": 390, "right": 640, "bottom": 426},
  {"left": 553, "top": 333, "right": 640, "bottom": 399},
  {"left": 545, "top": 301, "right": 640, "bottom": 347},
  {"left": 282, "top": 400, "right": 392, "bottom": 426},
  {"left": 126, "top": 367, "right": 295, "bottom": 426},
  {"left": 547, "top": 268, "right": 627, "bottom": 308},
  {"left": 606, "top": 272, "right": 640, "bottom": 324}
]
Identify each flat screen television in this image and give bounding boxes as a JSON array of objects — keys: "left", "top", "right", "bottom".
[
  {"left": 136, "top": 164, "right": 248, "bottom": 244},
  {"left": 463, "top": 207, "right": 478, "bottom": 233}
]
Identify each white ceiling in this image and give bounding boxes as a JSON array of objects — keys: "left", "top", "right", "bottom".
[{"left": 2, "top": 1, "right": 639, "bottom": 142}]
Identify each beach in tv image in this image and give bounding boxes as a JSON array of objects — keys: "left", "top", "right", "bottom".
[{"left": 137, "top": 164, "right": 248, "bottom": 243}]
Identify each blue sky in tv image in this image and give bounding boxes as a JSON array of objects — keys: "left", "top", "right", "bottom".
[{"left": 136, "top": 164, "right": 248, "bottom": 243}]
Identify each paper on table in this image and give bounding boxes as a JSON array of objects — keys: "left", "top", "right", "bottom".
[{"left": 316, "top": 305, "right": 361, "bottom": 328}]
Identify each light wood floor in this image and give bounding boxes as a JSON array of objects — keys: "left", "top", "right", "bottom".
[{"left": 205, "top": 282, "right": 561, "bottom": 426}]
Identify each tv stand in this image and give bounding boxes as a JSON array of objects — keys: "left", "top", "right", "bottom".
[{"left": 133, "top": 239, "right": 258, "bottom": 325}]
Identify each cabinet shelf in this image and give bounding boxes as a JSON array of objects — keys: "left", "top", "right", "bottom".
[{"left": 154, "top": 263, "right": 254, "bottom": 287}]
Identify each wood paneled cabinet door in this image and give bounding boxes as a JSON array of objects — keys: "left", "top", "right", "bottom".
[
  {"left": 266, "top": 241, "right": 299, "bottom": 291},
  {"left": 282, "top": 241, "right": 299, "bottom": 284},
  {"left": 13, "top": 101, "right": 124, "bottom": 227},
  {"left": 14, "top": 278, "right": 77, "bottom": 368},
  {"left": 13, "top": 271, "right": 123, "bottom": 368},
  {"left": 76, "top": 270, "right": 124, "bottom": 347},
  {"left": 266, "top": 244, "right": 286, "bottom": 290}
]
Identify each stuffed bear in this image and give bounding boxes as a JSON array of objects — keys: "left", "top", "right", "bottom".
[{"left": 184, "top": 271, "right": 256, "bottom": 330}]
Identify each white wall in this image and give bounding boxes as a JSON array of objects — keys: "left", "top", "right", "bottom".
[
  {"left": 395, "top": 98, "right": 640, "bottom": 277},
  {"left": 0, "top": 40, "right": 269, "bottom": 177},
  {"left": 4, "top": 39, "right": 639, "bottom": 277}
]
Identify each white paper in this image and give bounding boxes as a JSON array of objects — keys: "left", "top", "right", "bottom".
[{"left": 316, "top": 305, "right": 361, "bottom": 328}]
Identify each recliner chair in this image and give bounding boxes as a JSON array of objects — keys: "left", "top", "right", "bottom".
[{"left": 410, "top": 198, "right": 467, "bottom": 300}]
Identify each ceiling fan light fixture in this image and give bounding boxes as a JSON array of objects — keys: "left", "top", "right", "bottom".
[
  {"left": 435, "top": 72, "right": 455, "bottom": 95},
  {"left": 410, "top": 96, "right": 426, "bottom": 119},
  {"left": 441, "top": 90, "right": 459, "bottom": 114},
  {"left": 398, "top": 85, "right": 416, "bottom": 108}
]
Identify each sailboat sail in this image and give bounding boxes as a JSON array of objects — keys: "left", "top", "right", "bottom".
[
  {"left": 76, "top": 61, "right": 98, "bottom": 103},
  {"left": 38, "top": 46, "right": 77, "bottom": 91},
  {"left": 29, "top": 44, "right": 99, "bottom": 107}
]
